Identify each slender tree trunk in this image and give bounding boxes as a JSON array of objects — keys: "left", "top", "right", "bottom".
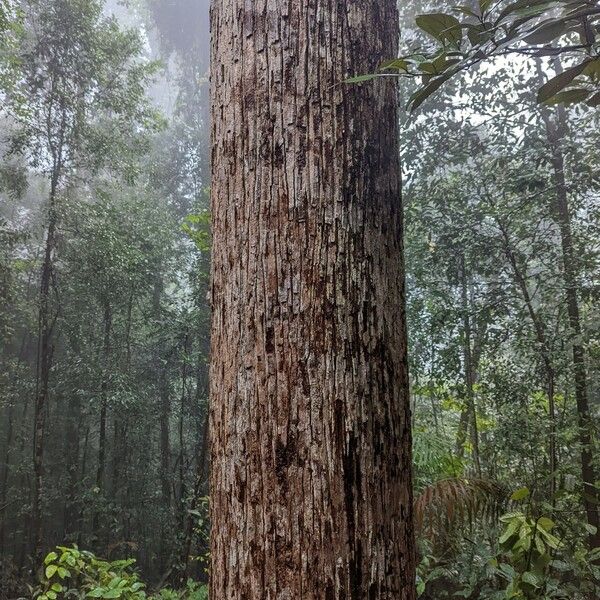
[
  {"left": 178, "top": 334, "right": 189, "bottom": 529},
  {"left": 79, "top": 425, "right": 90, "bottom": 546},
  {"left": 159, "top": 369, "right": 171, "bottom": 506},
  {"left": 457, "top": 256, "right": 481, "bottom": 476},
  {"left": 538, "top": 96, "right": 600, "bottom": 548},
  {"left": 32, "top": 172, "right": 60, "bottom": 560},
  {"left": 428, "top": 328, "right": 440, "bottom": 435},
  {"left": 496, "top": 217, "right": 557, "bottom": 500},
  {"left": 0, "top": 402, "right": 14, "bottom": 554},
  {"left": 179, "top": 356, "right": 209, "bottom": 581},
  {"left": 209, "top": 2, "right": 416, "bottom": 598},
  {"left": 64, "top": 389, "right": 81, "bottom": 539},
  {"left": 93, "top": 301, "right": 112, "bottom": 538},
  {"left": 151, "top": 274, "right": 172, "bottom": 569}
]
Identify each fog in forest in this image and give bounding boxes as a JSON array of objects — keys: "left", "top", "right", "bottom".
[{"left": 1, "top": 1, "right": 599, "bottom": 599}]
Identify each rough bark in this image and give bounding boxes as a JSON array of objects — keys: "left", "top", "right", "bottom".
[{"left": 209, "top": 2, "right": 415, "bottom": 598}]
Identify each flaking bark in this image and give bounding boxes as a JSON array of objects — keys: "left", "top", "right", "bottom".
[{"left": 209, "top": 1, "right": 416, "bottom": 598}]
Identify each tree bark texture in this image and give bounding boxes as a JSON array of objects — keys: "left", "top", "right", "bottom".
[{"left": 209, "top": 2, "right": 415, "bottom": 599}]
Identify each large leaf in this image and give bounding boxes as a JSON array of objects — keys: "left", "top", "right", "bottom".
[
  {"left": 344, "top": 73, "right": 377, "bottom": 84},
  {"left": 510, "top": 486, "right": 530, "bottom": 501},
  {"left": 523, "top": 17, "right": 571, "bottom": 44},
  {"left": 522, "top": 571, "right": 541, "bottom": 588},
  {"left": 408, "top": 70, "right": 456, "bottom": 111},
  {"left": 45, "top": 564, "right": 58, "bottom": 579},
  {"left": 499, "top": 520, "right": 521, "bottom": 544},
  {"left": 537, "top": 516, "right": 555, "bottom": 531},
  {"left": 544, "top": 87, "right": 591, "bottom": 104},
  {"left": 585, "top": 91, "right": 600, "bottom": 106},
  {"left": 380, "top": 58, "right": 409, "bottom": 71},
  {"left": 416, "top": 13, "right": 463, "bottom": 47},
  {"left": 537, "top": 59, "right": 591, "bottom": 102},
  {"left": 496, "top": 0, "right": 557, "bottom": 23}
]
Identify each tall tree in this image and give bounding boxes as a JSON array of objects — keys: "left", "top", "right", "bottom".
[
  {"left": 209, "top": 2, "right": 416, "bottom": 598},
  {"left": 537, "top": 81, "right": 600, "bottom": 548},
  {"left": 2, "top": 0, "right": 159, "bottom": 558}
]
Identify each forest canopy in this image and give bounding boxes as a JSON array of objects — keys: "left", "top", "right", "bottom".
[{"left": 0, "top": 1, "right": 599, "bottom": 599}]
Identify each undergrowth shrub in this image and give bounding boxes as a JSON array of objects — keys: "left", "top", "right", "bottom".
[{"left": 32, "top": 547, "right": 207, "bottom": 600}]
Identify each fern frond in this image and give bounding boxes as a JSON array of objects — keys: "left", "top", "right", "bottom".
[{"left": 415, "top": 477, "right": 506, "bottom": 541}]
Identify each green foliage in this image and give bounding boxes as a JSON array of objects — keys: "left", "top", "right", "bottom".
[
  {"left": 495, "top": 509, "right": 559, "bottom": 598},
  {"left": 2, "top": 0, "right": 163, "bottom": 175},
  {"left": 35, "top": 547, "right": 147, "bottom": 600},
  {"left": 152, "top": 580, "right": 208, "bottom": 600},
  {"left": 33, "top": 549, "right": 209, "bottom": 600},
  {"left": 351, "top": 0, "right": 600, "bottom": 109},
  {"left": 181, "top": 211, "right": 211, "bottom": 252}
]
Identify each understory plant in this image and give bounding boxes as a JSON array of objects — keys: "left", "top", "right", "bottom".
[{"left": 32, "top": 547, "right": 208, "bottom": 600}]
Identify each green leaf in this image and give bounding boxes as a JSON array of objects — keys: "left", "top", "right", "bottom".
[
  {"left": 345, "top": 74, "right": 377, "bottom": 84},
  {"left": 499, "top": 519, "right": 521, "bottom": 544},
  {"left": 584, "top": 523, "right": 598, "bottom": 535},
  {"left": 538, "top": 60, "right": 591, "bottom": 103},
  {"left": 45, "top": 565, "right": 58, "bottom": 579},
  {"left": 415, "top": 13, "right": 462, "bottom": 47},
  {"left": 380, "top": 58, "right": 409, "bottom": 72},
  {"left": 408, "top": 70, "right": 456, "bottom": 112},
  {"left": 102, "top": 589, "right": 123, "bottom": 599},
  {"left": 87, "top": 589, "right": 105, "bottom": 598},
  {"left": 551, "top": 559, "right": 572, "bottom": 571},
  {"left": 539, "top": 528, "right": 561, "bottom": 549},
  {"left": 57, "top": 567, "right": 70, "bottom": 579},
  {"left": 497, "top": 0, "right": 556, "bottom": 23},
  {"left": 44, "top": 552, "right": 58, "bottom": 565},
  {"left": 523, "top": 18, "right": 570, "bottom": 44},
  {"left": 479, "top": 0, "right": 493, "bottom": 11},
  {"left": 500, "top": 511, "right": 526, "bottom": 522},
  {"left": 522, "top": 571, "right": 540, "bottom": 588},
  {"left": 534, "top": 533, "right": 546, "bottom": 555},
  {"left": 497, "top": 563, "right": 516, "bottom": 580},
  {"left": 583, "top": 59, "right": 600, "bottom": 77},
  {"left": 466, "top": 23, "right": 493, "bottom": 46},
  {"left": 544, "top": 88, "right": 591, "bottom": 105},
  {"left": 537, "top": 516, "right": 555, "bottom": 531},
  {"left": 510, "top": 487, "right": 530, "bottom": 501},
  {"left": 432, "top": 54, "right": 460, "bottom": 74}
]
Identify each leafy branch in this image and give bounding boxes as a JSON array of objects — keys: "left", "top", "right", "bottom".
[{"left": 347, "top": 0, "right": 600, "bottom": 110}]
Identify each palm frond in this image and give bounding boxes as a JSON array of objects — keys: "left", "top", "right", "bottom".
[{"left": 415, "top": 477, "right": 506, "bottom": 541}]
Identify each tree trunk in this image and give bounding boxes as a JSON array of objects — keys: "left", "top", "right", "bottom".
[
  {"left": 177, "top": 333, "right": 189, "bottom": 530},
  {"left": 179, "top": 356, "right": 209, "bottom": 582},
  {"left": 93, "top": 301, "right": 112, "bottom": 538},
  {"left": 64, "top": 385, "right": 82, "bottom": 539},
  {"left": 496, "top": 216, "right": 557, "bottom": 500},
  {"left": 0, "top": 401, "right": 14, "bottom": 554},
  {"left": 32, "top": 172, "right": 59, "bottom": 560},
  {"left": 458, "top": 256, "right": 481, "bottom": 476},
  {"left": 539, "top": 97, "right": 600, "bottom": 548},
  {"left": 209, "top": 2, "right": 416, "bottom": 598}
]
